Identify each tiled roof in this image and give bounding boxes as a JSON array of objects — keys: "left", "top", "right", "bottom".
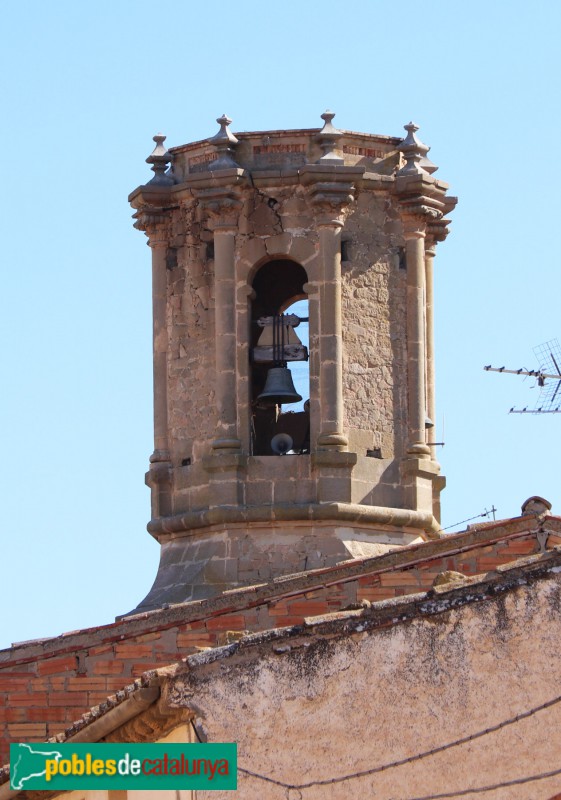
[
  {"left": 3, "top": 545, "right": 561, "bottom": 789},
  {"left": 3, "top": 512, "right": 559, "bottom": 666}
]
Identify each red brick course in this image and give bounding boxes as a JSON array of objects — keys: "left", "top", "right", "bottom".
[{"left": 36, "top": 656, "right": 77, "bottom": 677}]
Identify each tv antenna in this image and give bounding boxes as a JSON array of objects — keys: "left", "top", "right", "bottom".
[{"left": 484, "top": 339, "right": 561, "bottom": 414}]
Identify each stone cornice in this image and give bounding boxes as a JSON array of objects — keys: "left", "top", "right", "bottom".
[
  {"left": 299, "top": 165, "right": 364, "bottom": 225},
  {"left": 129, "top": 184, "right": 177, "bottom": 243},
  {"left": 129, "top": 170, "right": 248, "bottom": 209},
  {"left": 128, "top": 183, "right": 174, "bottom": 209},
  {"left": 427, "top": 217, "right": 452, "bottom": 246},
  {"left": 394, "top": 171, "right": 453, "bottom": 230},
  {"left": 146, "top": 500, "right": 441, "bottom": 539},
  {"left": 174, "top": 167, "right": 248, "bottom": 191},
  {"left": 299, "top": 164, "right": 365, "bottom": 183},
  {"left": 427, "top": 194, "right": 458, "bottom": 245}
]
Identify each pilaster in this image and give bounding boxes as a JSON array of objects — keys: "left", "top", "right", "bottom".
[
  {"left": 199, "top": 188, "right": 243, "bottom": 454},
  {"left": 425, "top": 237, "right": 437, "bottom": 447},
  {"left": 300, "top": 171, "right": 361, "bottom": 504},
  {"left": 132, "top": 206, "right": 173, "bottom": 517},
  {"left": 402, "top": 212, "right": 431, "bottom": 458},
  {"left": 395, "top": 122, "right": 449, "bottom": 514},
  {"left": 301, "top": 172, "right": 361, "bottom": 452}
]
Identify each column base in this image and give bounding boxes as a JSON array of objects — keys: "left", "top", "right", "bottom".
[
  {"left": 203, "top": 453, "right": 248, "bottom": 507},
  {"left": 317, "top": 432, "right": 349, "bottom": 451},
  {"left": 313, "top": 450, "right": 357, "bottom": 502},
  {"left": 407, "top": 441, "right": 431, "bottom": 457},
  {"left": 401, "top": 457, "right": 442, "bottom": 518},
  {"left": 212, "top": 438, "right": 242, "bottom": 452},
  {"left": 145, "top": 459, "right": 172, "bottom": 518}
]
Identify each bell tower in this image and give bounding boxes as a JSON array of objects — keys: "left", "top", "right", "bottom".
[{"left": 128, "top": 113, "right": 456, "bottom": 610}]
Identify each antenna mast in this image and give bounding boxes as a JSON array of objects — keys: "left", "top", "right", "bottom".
[{"left": 484, "top": 339, "right": 561, "bottom": 414}]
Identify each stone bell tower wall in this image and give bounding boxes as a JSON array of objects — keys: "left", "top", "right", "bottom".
[
  {"left": 167, "top": 226, "right": 217, "bottom": 465},
  {"left": 340, "top": 192, "right": 410, "bottom": 510},
  {"left": 341, "top": 194, "right": 408, "bottom": 459},
  {"left": 158, "top": 189, "right": 410, "bottom": 518},
  {"left": 128, "top": 115, "right": 456, "bottom": 608}
]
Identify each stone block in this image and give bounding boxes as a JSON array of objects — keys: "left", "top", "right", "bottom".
[{"left": 246, "top": 480, "right": 273, "bottom": 506}]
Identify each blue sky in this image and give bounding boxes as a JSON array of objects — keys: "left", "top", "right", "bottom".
[{"left": 1, "top": 0, "right": 560, "bottom": 649}]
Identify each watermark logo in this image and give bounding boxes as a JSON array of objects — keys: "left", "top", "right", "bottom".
[{"left": 10, "top": 743, "right": 237, "bottom": 790}]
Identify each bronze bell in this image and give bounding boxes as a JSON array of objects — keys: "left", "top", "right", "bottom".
[{"left": 257, "top": 366, "right": 302, "bottom": 405}]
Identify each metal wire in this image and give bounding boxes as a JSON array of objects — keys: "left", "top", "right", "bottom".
[{"left": 238, "top": 689, "right": 561, "bottom": 792}]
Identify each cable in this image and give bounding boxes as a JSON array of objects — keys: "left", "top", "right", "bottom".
[
  {"left": 401, "top": 766, "right": 561, "bottom": 800},
  {"left": 237, "top": 689, "right": 561, "bottom": 791},
  {"left": 441, "top": 510, "right": 495, "bottom": 532}
]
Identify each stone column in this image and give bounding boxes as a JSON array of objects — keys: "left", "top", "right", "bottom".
[
  {"left": 204, "top": 193, "right": 242, "bottom": 454},
  {"left": 425, "top": 238, "right": 436, "bottom": 447},
  {"left": 403, "top": 214, "right": 431, "bottom": 458},
  {"left": 301, "top": 134, "right": 361, "bottom": 454},
  {"left": 198, "top": 189, "right": 246, "bottom": 508},
  {"left": 150, "top": 231, "right": 170, "bottom": 460},
  {"left": 317, "top": 215, "right": 347, "bottom": 451},
  {"left": 134, "top": 212, "right": 172, "bottom": 519},
  {"left": 301, "top": 172, "right": 359, "bottom": 502}
]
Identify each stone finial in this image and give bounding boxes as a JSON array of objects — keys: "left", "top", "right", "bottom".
[
  {"left": 209, "top": 114, "right": 240, "bottom": 169},
  {"left": 146, "top": 134, "right": 174, "bottom": 186},
  {"left": 316, "top": 110, "right": 344, "bottom": 165},
  {"left": 521, "top": 496, "right": 552, "bottom": 516},
  {"left": 211, "top": 114, "right": 238, "bottom": 145},
  {"left": 397, "top": 122, "right": 437, "bottom": 176}
]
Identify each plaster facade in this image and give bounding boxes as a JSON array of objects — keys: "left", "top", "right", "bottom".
[{"left": 129, "top": 114, "right": 456, "bottom": 608}]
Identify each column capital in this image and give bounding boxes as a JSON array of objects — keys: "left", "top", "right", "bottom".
[
  {"left": 300, "top": 164, "right": 363, "bottom": 229},
  {"left": 426, "top": 196, "right": 457, "bottom": 247},
  {"left": 196, "top": 187, "right": 243, "bottom": 232},
  {"left": 394, "top": 166, "right": 448, "bottom": 240},
  {"left": 132, "top": 207, "right": 171, "bottom": 247},
  {"left": 425, "top": 237, "right": 437, "bottom": 257},
  {"left": 309, "top": 182, "right": 356, "bottom": 228},
  {"left": 401, "top": 212, "right": 429, "bottom": 240}
]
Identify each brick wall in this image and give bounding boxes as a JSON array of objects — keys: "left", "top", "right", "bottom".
[{"left": 0, "top": 520, "right": 555, "bottom": 765}]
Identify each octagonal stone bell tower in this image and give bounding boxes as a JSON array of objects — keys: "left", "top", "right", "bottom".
[{"left": 128, "top": 112, "right": 456, "bottom": 611}]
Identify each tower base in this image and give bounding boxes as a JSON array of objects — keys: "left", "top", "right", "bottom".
[{"left": 125, "top": 504, "right": 438, "bottom": 612}]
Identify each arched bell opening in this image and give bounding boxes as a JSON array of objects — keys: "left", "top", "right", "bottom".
[{"left": 250, "top": 259, "right": 310, "bottom": 456}]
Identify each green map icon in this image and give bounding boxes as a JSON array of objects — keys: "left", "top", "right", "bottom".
[{"left": 11, "top": 743, "right": 64, "bottom": 790}]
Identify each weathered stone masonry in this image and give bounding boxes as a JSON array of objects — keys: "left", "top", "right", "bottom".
[{"left": 130, "top": 114, "right": 457, "bottom": 609}]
